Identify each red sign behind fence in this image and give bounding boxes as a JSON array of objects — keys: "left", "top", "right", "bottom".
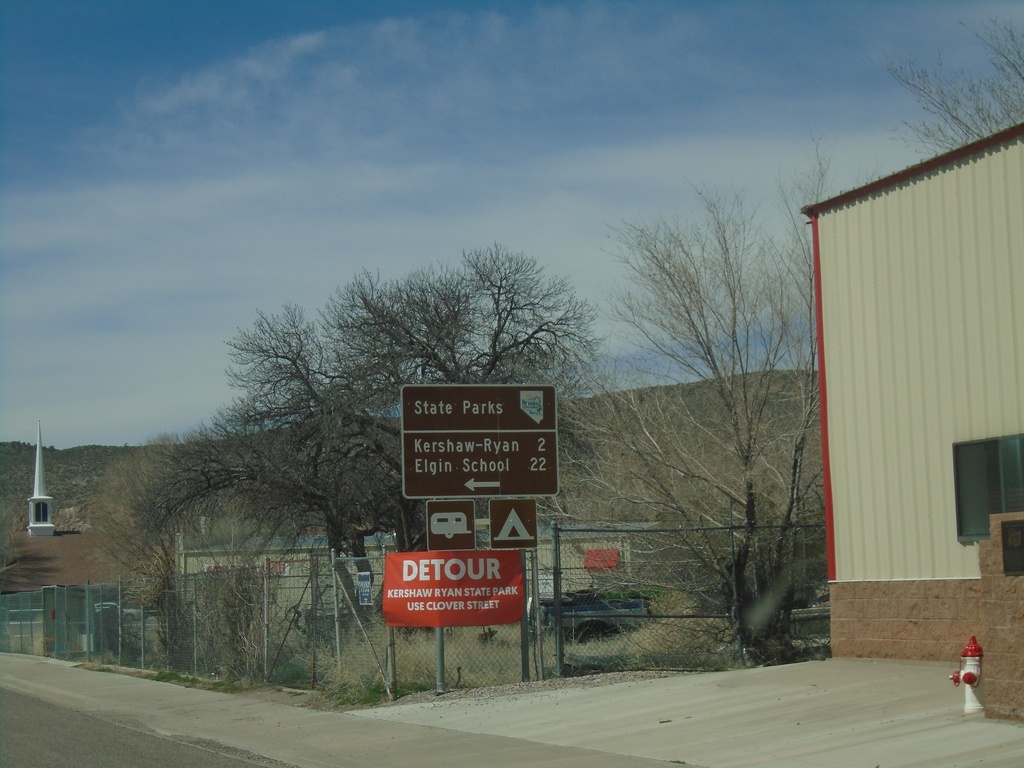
[{"left": 382, "top": 550, "right": 524, "bottom": 628}]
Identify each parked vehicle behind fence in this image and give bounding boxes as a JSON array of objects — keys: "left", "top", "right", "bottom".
[{"left": 535, "top": 590, "right": 651, "bottom": 642}]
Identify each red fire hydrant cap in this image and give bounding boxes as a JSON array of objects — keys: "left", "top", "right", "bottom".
[{"left": 962, "top": 636, "right": 983, "bottom": 657}]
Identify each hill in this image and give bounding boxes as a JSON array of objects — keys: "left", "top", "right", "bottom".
[{"left": 0, "top": 441, "right": 138, "bottom": 531}]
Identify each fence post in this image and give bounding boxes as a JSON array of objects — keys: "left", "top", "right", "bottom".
[
  {"left": 192, "top": 575, "right": 198, "bottom": 676},
  {"left": 263, "top": 557, "right": 270, "bottom": 684},
  {"left": 551, "top": 519, "right": 563, "bottom": 675},
  {"left": 85, "top": 582, "right": 92, "bottom": 662},
  {"left": 330, "top": 550, "right": 342, "bottom": 680},
  {"left": 435, "top": 627, "right": 446, "bottom": 694},
  {"left": 728, "top": 505, "right": 746, "bottom": 666},
  {"left": 117, "top": 578, "right": 123, "bottom": 668},
  {"left": 530, "top": 549, "right": 544, "bottom": 682},
  {"left": 62, "top": 587, "right": 68, "bottom": 660},
  {"left": 309, "top": 551, "right": 318, "bottom": 689},
  {"left": 520, "top": 550, "right": 529, "bottom": 683},
  {"left": 387, "top": 625, "right": 397, "bottom": 698}
]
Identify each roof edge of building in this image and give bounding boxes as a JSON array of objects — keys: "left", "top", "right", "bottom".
[{"left": 802, "top": 121, "right": 1024, "bottom": 217}]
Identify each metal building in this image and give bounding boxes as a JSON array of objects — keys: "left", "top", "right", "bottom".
[{"left": 803, "top": 122, "right": 1023, "bottom": 721}]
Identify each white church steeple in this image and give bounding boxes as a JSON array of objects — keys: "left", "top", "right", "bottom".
[{"left": 27, "top": 421, "right": 55, "bottom": 537}]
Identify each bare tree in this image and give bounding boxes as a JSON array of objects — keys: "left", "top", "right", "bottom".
[
  {"left": 169, "top": 245, "right": 598, "bottom": 556},
  {"left": 91, "top": 437, "right": 189, "bottom": 590},
  {"left": 0, "top": 504, "right": 15, "bottom": 567},
  {"left": 886, "top": 17, "right": 1024, "bottom": 152},
  {"left": 567, "top": 179, "right": 824, "bottom": 663},
  {"left": 169, "top": 410, "right": 407, "bottom": 555},
  {"left": 323, "top": 244, "right": 598, "bottom": 401}
]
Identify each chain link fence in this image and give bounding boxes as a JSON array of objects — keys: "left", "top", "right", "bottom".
[
  {"left": 0, "top": 552, "right": 538, "bottom": 698},
  {"left": 1, "top": 523, "right": 828, "bottom": 698},
  {"left": 332, "top": 552, "right": 542, "bottom": 699},
  {"left": 0, "top": 582, "right": 159, "bottom": 665},
  {"left": 545, "top": 523, "right": 830, "bottom": 672}
]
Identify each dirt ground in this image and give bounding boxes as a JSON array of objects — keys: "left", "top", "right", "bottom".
[
  {"left": 240, "top": 668, "right": 685, "bottom": 712},
  {"left": 80, "top": 661, "right": 684, "bottom": 713}
]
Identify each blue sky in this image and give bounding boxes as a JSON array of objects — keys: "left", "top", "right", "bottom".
[{"left": 3, "top": 1, "right": 1022, "bottom": 448}]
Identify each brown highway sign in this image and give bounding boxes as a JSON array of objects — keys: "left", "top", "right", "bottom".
[
  {"left": 426, "top": 499, "right": 477, "bottom": 551},
  {"left": 401, "top": 384, "right": 558, "bottom": 498},
  {"left": 489, "top": 498, "right": 538, "bottom": 549}
]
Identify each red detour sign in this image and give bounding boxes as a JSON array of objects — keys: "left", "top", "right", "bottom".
[
  {"left": 382, "top": 551, "right": 524, "bottom": 628},
  {"left": 401, "top": 384, "right": 558, "bottom": 498}
]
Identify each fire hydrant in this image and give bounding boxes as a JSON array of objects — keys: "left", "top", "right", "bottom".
[{"left": 949, "top": 635, "right": 984, "bottom": 714}]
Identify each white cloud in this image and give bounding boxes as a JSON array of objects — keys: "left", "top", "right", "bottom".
[
  {"left": 5, "top": 1, "right": 1024, "bottom": 446},
  {"left": 0, "top": 121, "right": 926, "bottom": 447}
]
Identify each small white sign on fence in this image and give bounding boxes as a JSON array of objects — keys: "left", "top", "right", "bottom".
[{"left": 357, "top": 571, "right": 373, "bottom": 606}]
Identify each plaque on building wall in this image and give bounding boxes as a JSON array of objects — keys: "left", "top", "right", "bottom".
[{"left": 1003, "top": 520, "right": 1024, "bottom": 575}]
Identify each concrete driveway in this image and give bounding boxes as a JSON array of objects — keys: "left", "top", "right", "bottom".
[{"left": 3, "top": 653, "right": 1023, "bottom": 767}]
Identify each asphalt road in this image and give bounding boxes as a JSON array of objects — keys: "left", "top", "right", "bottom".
[
  {"left": 4, "top": 654, "right": 1024, "bottom": 768},
  {"left": 0, "top": 688, "right": 282, "bottom": 768}
]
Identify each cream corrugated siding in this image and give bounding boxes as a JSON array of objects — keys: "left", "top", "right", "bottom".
[{"left": 818, "top": 137, "right": 1024, "bottom": 581}]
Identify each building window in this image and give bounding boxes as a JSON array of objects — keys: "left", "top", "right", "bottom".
[
  {"left": 33, "top": 501, "right": 49, "bottom": 524},
  {"left": 953, "top": 434, "right": 1024, "bottom": 541}
]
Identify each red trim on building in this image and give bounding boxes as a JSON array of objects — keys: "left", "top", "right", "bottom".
[
  {"left": 802, "top": 122, "right": 1024, "bottom": 218},
  {"left": 810, "top": 215, "right": 837, "bottom": 582}
]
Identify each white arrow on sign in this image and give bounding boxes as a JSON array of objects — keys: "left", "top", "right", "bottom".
[{"left": 464, "top": 478, "right": 501, "bottom": 491}]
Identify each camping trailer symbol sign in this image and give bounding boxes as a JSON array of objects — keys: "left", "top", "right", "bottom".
[
  {"left": 426, "top": 500, "right": 476, "bottom": 550},
  {"left": 431, "top": 512, "right": 469, "bottom": 538}
]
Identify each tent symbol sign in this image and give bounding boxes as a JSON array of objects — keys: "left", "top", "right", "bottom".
[{"left": 489, "top": 499, "right": 537, "bottom": 549}]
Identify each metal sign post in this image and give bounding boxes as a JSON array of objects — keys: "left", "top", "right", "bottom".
[{"left": 400, "top": 384, "right": 555, "bottom": 689}]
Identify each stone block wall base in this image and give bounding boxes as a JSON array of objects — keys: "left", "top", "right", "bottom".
[
  {"left": 829, "top": 579, "right": 983, "bottom": 662},
  {"left": 829, "top": 511, "right": 1024, "bottom": 722}
]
